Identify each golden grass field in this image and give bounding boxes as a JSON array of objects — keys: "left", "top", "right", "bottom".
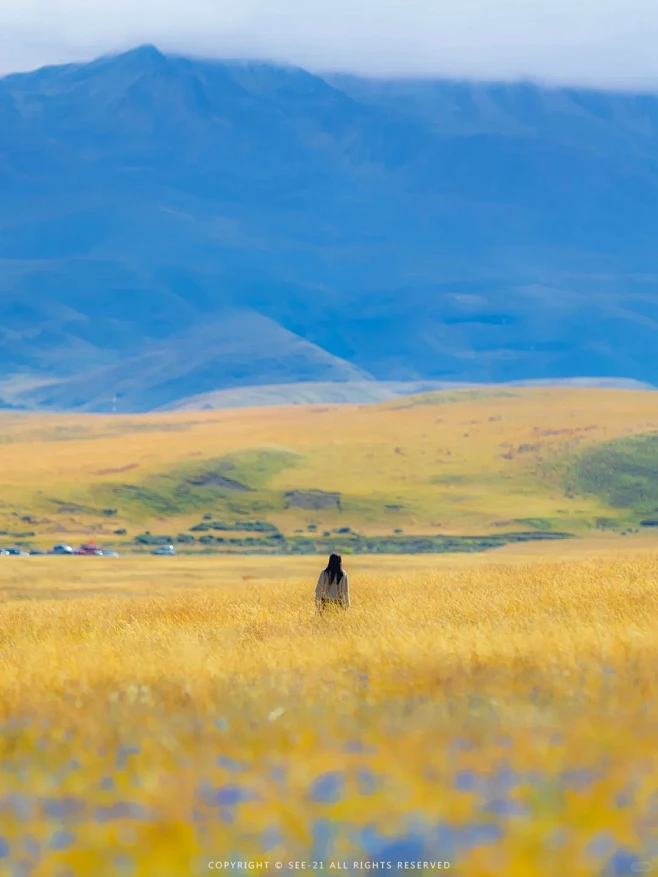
[
  {"left": 2, "top": 538, "right": 658, "bottom": 876},
  {"left": 2, "top": 386, "right": 658, "bottom": 547},
  {"left": 2, "top": 389, "right": 658, "bottom": 876}
]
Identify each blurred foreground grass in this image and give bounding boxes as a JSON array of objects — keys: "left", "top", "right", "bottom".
[{"left": 1, "top": 544, "right": 658, "bottom": 876}]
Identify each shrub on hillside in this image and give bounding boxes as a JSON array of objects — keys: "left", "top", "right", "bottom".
[{"left": 134, "top": 532, "right": 173, "bottom": 546}]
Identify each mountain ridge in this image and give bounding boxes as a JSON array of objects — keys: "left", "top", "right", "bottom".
[{"left": 2, "top": 47, "right": 658, "bottom": 411}]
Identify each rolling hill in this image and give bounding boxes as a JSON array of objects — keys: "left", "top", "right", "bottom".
[
  {"left": 157, "top": 377, "right": 654, "bottom": 411},
  {"left": 2, "top": 47, "right": 658, "bottom": 410},
  {"left": 1, "top": 387, "right": 658, "bottom": 552}
]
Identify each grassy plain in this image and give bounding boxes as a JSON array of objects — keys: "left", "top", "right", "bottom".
[
  {"left": 2, "top": 389, "right": 658, "bottom": 875},
  {"left": 1, "top": 387, "right": 658, "bottom": 550},
  {"left": 2, "top": 542, "right": 658, "bottom": 875}
]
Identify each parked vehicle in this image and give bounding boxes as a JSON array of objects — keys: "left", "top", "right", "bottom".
[
  {"left": 48, "top": 542, "right": 118, "bottom": 556},
  {"left": 29, "top": 550, "right": 46, "bottom": 556},
  {"left": 5, "top": 547, "right": 29, "bottom": 556},
  {"left": 152, "top": 545, "right": 176, "bottom": 556},
  {"left": 51, "top": 543, "right": 76, "bottom": 555},
  {"left": 0, "top": 549, "right": 9, "bottom": 556},
  {"left": 76, "top": 542, "right": 103, "bottom": 556}
]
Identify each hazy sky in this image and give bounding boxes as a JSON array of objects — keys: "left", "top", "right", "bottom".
[{"left": 1, "top": 0, "right": 657, "bottom": 88}]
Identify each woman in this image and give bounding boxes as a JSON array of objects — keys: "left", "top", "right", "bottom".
[{"left": 315, "top": 553, "right": 350, "bottom": 613}]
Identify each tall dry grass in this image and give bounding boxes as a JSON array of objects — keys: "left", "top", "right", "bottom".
[{"left": 1, "top": 550, "right": 658, "bottom": 875}]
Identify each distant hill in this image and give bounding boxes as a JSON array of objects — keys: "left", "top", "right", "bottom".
[
  {"left": 159, "top": 378, "right": 654, "bottom": 411},
  {"left": 2, "top": 387, "right": 658, "bottom": 548},
  {"left": 3, "top": 46, "right": 658, "bottom": 411}
]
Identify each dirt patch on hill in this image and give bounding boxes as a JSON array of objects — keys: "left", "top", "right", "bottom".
[
  {"left": 284, "top": 490, "right": 341, "bottom": 510},
  {"left": 94, "top": 464, "right": 140, "bottom": 476},
  {"left": 187, "top": 473, "right": 254, "bottom": 492}
]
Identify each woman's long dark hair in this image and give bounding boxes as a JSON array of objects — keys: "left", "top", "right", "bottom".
[{"left": 326, "top": 553, "right": 344, "bottom": 584}]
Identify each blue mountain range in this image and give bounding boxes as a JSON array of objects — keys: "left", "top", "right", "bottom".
[{"left": 1, "top": 45, "right": 658, "bottom": 410}]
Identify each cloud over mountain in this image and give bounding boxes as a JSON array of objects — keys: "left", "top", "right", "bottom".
[{"left": 2, "top": 0, "right": 658, "bottom": 88}]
